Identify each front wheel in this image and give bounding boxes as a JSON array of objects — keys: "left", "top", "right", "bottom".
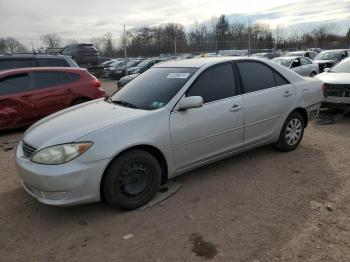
[
  {"left": 310, "top": 71, "right": 317, "bottom": 77},
  {"left": 103, "top": 150, "right": 161, "bottom": 210},
  {"left": 276, "top": 112, "right": 305, "bottom": 152}
]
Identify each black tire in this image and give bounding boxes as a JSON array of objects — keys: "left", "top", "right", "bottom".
[
  {"left": 310, "top": 71, "right": 317, "bottom": 77},
  {"left": 103, "top": 150, "right": 161, "bottom": 210},
  {"left": 72, "top": 98, "right": 90, "bottom": 106},
  {"left": 276, "top": 112, "right": 305, "bottom": 152}
]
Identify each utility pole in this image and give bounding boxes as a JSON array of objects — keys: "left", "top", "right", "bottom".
[
  {"left": 124, "top": 24, "right": 128, "bottom": 75},
  {"left": 174, "top": 39, "right": 177, "bottom": 57},
  {"left": 248, "top": 23, "right": 251, "bottom": 56}
]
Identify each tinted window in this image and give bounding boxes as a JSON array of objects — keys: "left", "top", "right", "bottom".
[
  {"left": 36, "top": 58, "right": 69, "bottom": 67},
  {"left": 32, "top": 72, "right": 66, "bottom": 89},
  {"left": 67, "top": 72, "right": 80, "bottom": 81},
  {"left": 187, "top": 64, "right": 236, "bottom": 103},
  {"left": 0, "top": 74, "right": 29, "bottom": 95},
  {"left": 0, "top": 59, "right": 34, "bottom": 70},
  {"left": 237, "top": 62, "right": 275, "bottom": 93},
  {"left": 274, "top": 72, "right": 289, "bottom": 86},
  {"left": 110, "top": 67, "right": 196, "bottom": 110}
]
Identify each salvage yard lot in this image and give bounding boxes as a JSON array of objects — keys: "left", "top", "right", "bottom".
[{"left": 0, "top": 81, "right": 350, "bottom": 261}]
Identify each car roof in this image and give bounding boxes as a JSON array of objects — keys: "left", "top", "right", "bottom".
[
  {"left": 276, "top": 56, "right": 302, "bottom": 59},
  {"left": 154, "top": 57, "right": 252, "bottom": 68},
  {"left": 0, "top": 67, "right": 87, "bottom": 76},
  {"left": 320, "top": 49, "right": 348, "bottom": 53}
]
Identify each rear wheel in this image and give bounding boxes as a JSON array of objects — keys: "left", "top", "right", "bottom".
[
  {"left": 72, "top": 98, "right": 90, "bottom": 106},
  {"left": 103, "top": 150, "right": 161, "bottom": 210},
  {"left": 276, "top": 112, "right": 305, "bottom": 152}
]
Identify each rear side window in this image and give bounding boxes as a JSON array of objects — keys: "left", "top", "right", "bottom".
[
  {"left": 0, "top": 59, "right": 34, "bottom": 70},
  {"left": 187, "top": 64, "right": 236, "bottom": 103},
  {"left": 237, "top": 61, "right": 275, "bottom": 93},
  {"left": 36, "top": 58, "right": 69, "bottom": 67},
  {"left": 32, "top": 72, "right": 68, "bottom": 89},
  {"left": 274, "top": 72, "right": 289, "bottom": 86},
  {"left": 0, "top": 74, "right": 29, "bottom": 95},
  {"left": 67, "top": 72, "right": 81, "bottom": 81}
]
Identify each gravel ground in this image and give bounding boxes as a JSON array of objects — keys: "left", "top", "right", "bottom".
[{"left": 0, "top": 81, "right": 349, "bottom": 261}]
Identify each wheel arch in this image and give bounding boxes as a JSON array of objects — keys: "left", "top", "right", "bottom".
[
  {"left": 291, "top": 107, "right": 308, "bottom": 127},
  {"left": 99, "top": 144, "right": 169, "bottom": 201}
]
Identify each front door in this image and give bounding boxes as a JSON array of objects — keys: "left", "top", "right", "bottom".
[{"left": 170, "top": 63, "right": 244, "bottom": 171}]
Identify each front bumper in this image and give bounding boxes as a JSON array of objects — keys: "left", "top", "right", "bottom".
[{"left": 15, "top": 143, "right": 110, "bottom": 206}]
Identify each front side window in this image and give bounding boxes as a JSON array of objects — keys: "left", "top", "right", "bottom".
[
  {"left": 110, "top": 67, "right": 197, "bottom": 110},
  {"left": 32, "top": 72, "right": 65, "bottom": 89},
  {"left": 237, "top": 61, "right": 275, "bottom": 93},
  {"left": 300, "top": 57, "right": 310, "bottom": 65},
  {"left": 0, "top": 74, "right": 29, "bottom": 95},
  {"left": 187, "top": 64, "right": 236, "bottom": 103}
]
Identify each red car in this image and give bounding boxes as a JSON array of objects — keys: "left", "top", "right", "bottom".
[{"left": 0, "top": 67, "right": 106, "bottom": 131}]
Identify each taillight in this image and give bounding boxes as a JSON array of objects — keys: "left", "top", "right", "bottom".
[{"left": 91, "top": 80, "right": 101, "bottom": 88}]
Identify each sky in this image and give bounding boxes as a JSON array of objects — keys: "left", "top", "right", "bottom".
[{"left": 0, "top": 0, "right": 349, "bottom": 48}]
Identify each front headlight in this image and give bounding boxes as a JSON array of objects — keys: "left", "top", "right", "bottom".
[{"left": 31, "top": 142, "right": 93, "bottom": 165}]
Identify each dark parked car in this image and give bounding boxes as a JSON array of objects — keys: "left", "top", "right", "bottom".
[
  {"left": 108, "top": 60, "right": 142, "bottom": 80},
  {"left": 0, "top": 67, "right": 105, "bottom": 131},
  {"left": 313, "top": 49, "right": 349, "bottom": 72},
  {"left": 0, "top": 54, "right": 78, "bottom": 71},
  {"left": 61, "top": 44, "right": 100, "bottom": 67},
  {"left": 127, "top": 59, "right": 165, "bottom": 74},
  {"left": 117, "top": 73, "right": 140, "bottom": 88}
]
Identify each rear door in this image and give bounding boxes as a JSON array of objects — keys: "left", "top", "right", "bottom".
[
  {"left": 30, "top": 71, "right": 74, "bottom": 118},
  {"left": 0, "top": 73, "right": 36, "bottom": 129},
  {"left": 170, "top": 63, "right": 244, "bottom": 170},
  {"left": 300, "top": 57, "right": 312, "bottom": 76},
  {"left": 236, "top": 61, "right": 295, "bottom": 146}
]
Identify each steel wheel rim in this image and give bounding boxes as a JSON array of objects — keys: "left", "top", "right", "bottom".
[
  {"left": 117, "top": 163, "right": 152, "bottom": 200},
  {"left": 285, "top": 118, "right": 302, "bottom": 146}
]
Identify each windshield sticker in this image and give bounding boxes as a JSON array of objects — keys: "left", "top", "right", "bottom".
[
  {"left": 166, "top": 73, "right": 190, "bottom": 79},
  {"left": 150, "top": 101, "right": 165, "bottom": 108}
]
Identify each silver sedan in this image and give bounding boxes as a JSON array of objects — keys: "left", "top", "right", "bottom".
[
  {"left": 273, "top": 56, "right": 319, "bottom": 77},
  {"left": 16, "top": 57, "right": 323, "bottom": 210}
]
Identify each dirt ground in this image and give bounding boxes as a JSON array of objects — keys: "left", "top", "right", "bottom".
[{"left": 0, "top": 81, "right": 350, "bottom": 261}]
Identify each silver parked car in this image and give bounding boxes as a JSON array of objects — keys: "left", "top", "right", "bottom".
[
  {"left": 15, "top": 57, "right": 323, "bottom": 210},
  {"left": 316, "top": 57, "right": 350, "bottom": 113},
  {"left": 273, "top": 56, "right": 319, "bottom": 77}
]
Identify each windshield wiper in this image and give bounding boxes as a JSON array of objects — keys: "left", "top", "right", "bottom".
[{"left": 111, "top": 100, "right": 138, "bottom": 109}]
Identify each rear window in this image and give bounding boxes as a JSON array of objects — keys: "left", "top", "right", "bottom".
[
  {"left": 0, "top": 74, "right": 29, "bottom": 95},
  {"left": 32, "top": 72, "right": 70, "bottom": 89},
  {"left": 0, "top": 59, "right": 34, "bottom": 70},
  {"left": 36, "top": 58, "right": 70, "bottom": 67}
]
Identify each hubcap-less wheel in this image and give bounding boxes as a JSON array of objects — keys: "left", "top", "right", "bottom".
[
  {"left": 118, "top": 163, "right": 152, "bottom": 198},
  {"left": 285, "top": 118, "right": 302, "bottom": 146}
]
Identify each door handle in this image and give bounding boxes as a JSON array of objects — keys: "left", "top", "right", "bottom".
[
  {"left": 64, "top": 89, "right": 73, "bottom": 94},
  {"left": 230, "top": 104, "right": 243, "bottom": 112},
  {"left": 283, "top": 91, "right": 293, "bottom": 97}
]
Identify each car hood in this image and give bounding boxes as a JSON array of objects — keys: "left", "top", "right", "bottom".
[
  {"left": 24, "top": 99, "right": 150, "bottom": 149},
  {"left": 313, "top": 59, "right": 337, "bottom": 64},
  {"left": 316, "top": 72, "right": 350, "bottom": 84}
]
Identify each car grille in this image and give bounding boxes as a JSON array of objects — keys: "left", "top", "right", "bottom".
[
  {"left": 324, "top": 83, "right": 350, "bottom": 98},
  {"left": 22, "top": 142, "right": 37, "bottom": 158}
]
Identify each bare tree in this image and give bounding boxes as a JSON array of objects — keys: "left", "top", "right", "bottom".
[
  {"left": 90, "top": 36, "right": 104, "bottom": 53},
  {"left": 41, "top": 34, "right": 62, "bottom": 48},
  {"left": 2, "top": 37, "right": 27, "bottom": 53}
]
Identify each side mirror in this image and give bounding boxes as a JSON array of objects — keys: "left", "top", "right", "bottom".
[
  {"left": 178, "top": 96, "right": 203, "bottom": 111},
  {"left": 323, "top": 68, "right": 330, "bottom": 72}
]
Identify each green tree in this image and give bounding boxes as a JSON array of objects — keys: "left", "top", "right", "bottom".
[{"left": 215, "top": 15, "right": 230, "bottom": 50}]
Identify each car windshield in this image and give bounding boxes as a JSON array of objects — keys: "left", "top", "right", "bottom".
[
  {"left": 273, "top": 58, "right": 292, "bottom": 67},
  {"left": 314, "top": 52, "right": 341, "bottom": 61},
  {"left": 111, "top": 61, "right": 124, "bottom": 67},
  {"left": 127, "top": 61, "right": 140, "bottom": 67},
  {"left": 110, "top": 67, "right": 197, "bottom": 110},
  {"left": 137, "top": 60, "right": 152, "bottom": 67},
  {"left": 329, "top": 58, "right": 350, "bottom": 73}
]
